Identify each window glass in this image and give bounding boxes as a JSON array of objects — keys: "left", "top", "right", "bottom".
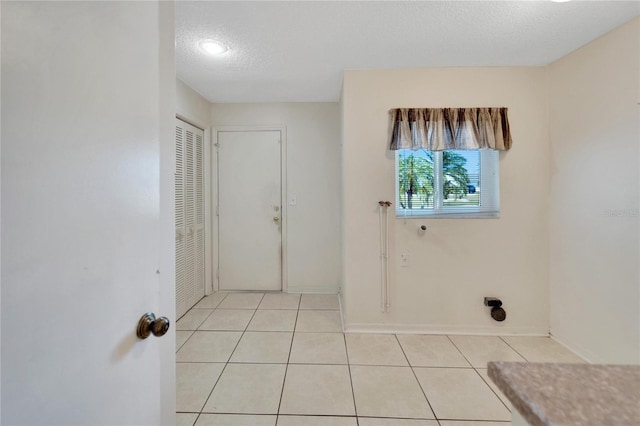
[{"left": 396, "top": 149, "right": 499, "bottom": 218}]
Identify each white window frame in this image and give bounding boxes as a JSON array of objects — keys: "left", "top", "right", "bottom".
[{"left": 395, "top": 149, "right": 500, "bottom": 219}]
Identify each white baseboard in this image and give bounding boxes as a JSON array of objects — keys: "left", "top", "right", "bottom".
[
  {"left": 286, "top": 285, "right": 338, "bottom": 294},
  {"left": 549, "top": 331, "right": 597, "bottom": 364},
  {"left": 344, "top": 322, "right": 549, "bottom": 336}
]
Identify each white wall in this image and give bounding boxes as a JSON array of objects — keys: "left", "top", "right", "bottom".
[
  {"left": 177, "top": 78, "right": 212, "bottom": 129},
  {"left": 549, "top": 18, "right": 640, "bottom": 364},
  {"left": 342, "top": 68, "right": 550, "bottom": 334},
  {"left": 210, "top": 103, "right": 342, "bottom": 293}
]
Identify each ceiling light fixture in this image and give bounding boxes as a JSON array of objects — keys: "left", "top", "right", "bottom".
[
  {"left": 551, "top": 0, "right": 571, "bottom": 2},
  {"left": 199, "top": 39, "right": 229, "bottom": 55}
]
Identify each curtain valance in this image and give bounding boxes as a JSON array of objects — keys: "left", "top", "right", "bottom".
[{"left": 389, "top": 107, "right": 512, "bottom": 151}]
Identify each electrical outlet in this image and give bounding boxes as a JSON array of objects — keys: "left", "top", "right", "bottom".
[{"left": 400, "top": 252, "right": 410, "bottom": 267}]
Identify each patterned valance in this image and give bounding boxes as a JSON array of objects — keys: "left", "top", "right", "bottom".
[{"left": 389, "top": 107, "right": 512, "bottom": 151}]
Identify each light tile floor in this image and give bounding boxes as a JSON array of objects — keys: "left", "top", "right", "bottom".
[{"left": 176, "top": 293, "right": 584, "bottom": 426}]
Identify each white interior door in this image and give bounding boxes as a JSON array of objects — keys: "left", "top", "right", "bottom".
[
  {"left": 1, "top": 2, "right": 175, "bottom": 425},
  {"left": 218, "top": 130, "right": 282, "bottom": 291},
  {"left": 176, "top": 119, "right": 206, "bottom": 318}
]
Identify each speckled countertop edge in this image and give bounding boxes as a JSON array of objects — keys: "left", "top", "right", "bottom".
[
  {"left": 488, "top": 361, "right": 640, "bottom": 426},
  {"left": 488, "top": 362, "right": 550, "bottom": 426}
]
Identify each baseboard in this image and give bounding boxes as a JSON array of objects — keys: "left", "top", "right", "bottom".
[
  {"left": 549, "top": 331, "right": 598, "bottom": 364},
  {"left": 286, "top": 285, "right": 339, "bottom": 294},
  {"left": 344, "top": 322, "right": 549, "bottom": 336}
]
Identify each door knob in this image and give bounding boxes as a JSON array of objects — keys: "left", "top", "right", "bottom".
[
  {"left": 137, "top": 312, "right": 170, "bottom": 339},
  {"left": 273, "top": 216, "right": 280, "bottom": 223}
]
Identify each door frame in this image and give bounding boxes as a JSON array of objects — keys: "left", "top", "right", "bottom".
[
  {"left": 176, "top": 114, "right": 214, "bottom": 298},
  {"left": 213, "top": 125, "right": 288, "bottom": 293}
]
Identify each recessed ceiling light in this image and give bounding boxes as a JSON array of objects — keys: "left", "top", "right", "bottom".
[
  {"left": 199, "top": 39, "right": 229, "bottom": 55},
  {"left": 551, "top": 0, "right": 571, "bottom": 2}
]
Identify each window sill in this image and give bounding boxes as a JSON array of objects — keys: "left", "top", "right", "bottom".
[{"left": 395, "top": 211, "right": 500, "bottom": 219}]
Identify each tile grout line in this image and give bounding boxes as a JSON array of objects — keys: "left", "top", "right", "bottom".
[
  {"left": 445, "top": 335, "right": 475, "bottom": 368},
  {"left": 175, "top": 292, "right": 228, "bottom": 332},
  {"left": 347, "top": 364, "right": 475, "bottom": 369},
  {"left": 446, "top": 335, "right": 514, "bottom": 414},
  {"left": 394, "top": 334, "right": 438, "bottom": 421},
  {"left": 197, "top": 294, "right": 264, "bottom": 416},
  {"left": 176, "top": 308, "right": 216, "bottom": 333},
  {"left": 274, "top": 300, "right": 301, "bottom": 421},
  {"left": 471, "top": 368, "right": 512, "bottom": 413},
  {"left": 175, "top": 297, "right": 231, "bottom": 415},
  {"left": 491, "top": 336, "right": 532, "bottom": 412},
  {"left": 176, "top": 330, "right": 196, "bottom": 352},
  {"left": 437, "top": 418, "right": 511, "bottom": 423},
  {"left": 191, "top": 412, "right": 201, "bottom": 426},
  {"left": 497, "top": 335, "right": 531, "bottom": 362},
  {"left": 176, "top": 361, "right": 482, "bottom": 367},
  {"left": 175, "top": 295, "right": 230, "bottom": 358},
  {"left": 343, "top": 332, "right": 359, "bottom": 425}
]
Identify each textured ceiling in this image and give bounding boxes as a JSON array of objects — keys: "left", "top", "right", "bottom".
[{"left": 176, "top": 1, "right": 639, "bottom": 103}]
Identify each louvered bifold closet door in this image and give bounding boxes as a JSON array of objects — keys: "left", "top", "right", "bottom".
[
  {"left": 176, "top": 119, "right": 205, "bottom": 319},
  {"left": 175, "top": 124, "right": 186, "bottom": 318},
  {"left": 194, "top": 130, "right": 205, "bottom": 301}
]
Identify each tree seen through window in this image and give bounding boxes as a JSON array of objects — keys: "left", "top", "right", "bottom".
[{"left": 398, "top": 149, "right": 481, "bottom": 212}]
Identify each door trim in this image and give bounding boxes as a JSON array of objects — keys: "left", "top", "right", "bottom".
[{"left": 213, "top": 125, "right": 288, "bottom": 293}]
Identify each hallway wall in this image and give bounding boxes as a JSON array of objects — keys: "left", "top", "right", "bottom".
[
  {"left": 177, "top": 79, "right": 211, "bottom": 129},
  {"left": 211, "top": 103, "right": 342, "bottom": 293}
]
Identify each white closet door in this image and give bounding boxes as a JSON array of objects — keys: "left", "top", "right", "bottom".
[
  {"left": 176, "top": 119, "right": 205, "bottom": 318},
  {"left": 176, "top": 124, "right": 186, "bottom": 316},
  {"left": 195, "top": 129, "right": 205, "bottom": 304}
]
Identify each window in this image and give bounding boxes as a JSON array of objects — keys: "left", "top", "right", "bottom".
[{"left": 396, "top": 149, "right": 499, "bottom": 218}]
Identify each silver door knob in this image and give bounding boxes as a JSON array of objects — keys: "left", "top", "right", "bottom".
[
  {"left": 137, "top": 312, "right": 170, "bottom": 339},
  {"left": 273, "top": 216, "right": 280, "bottom": 223}
]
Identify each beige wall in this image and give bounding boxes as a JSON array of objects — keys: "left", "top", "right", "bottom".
[
  {"left": 549, "top": 18, "right": 640, "bottom": 364},
  {"left": 211, "top": 103, "right": 342, "bottom": 293},
  {"left": 342, "top": 67, "right": 550, "bottom": 334}
]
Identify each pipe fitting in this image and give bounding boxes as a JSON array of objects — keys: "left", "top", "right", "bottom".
[
  {"left": 484, "top": 297, "right": 506, "bottom": 322},
  {"left": 490, "top": 307, "right": 506, "bottom": 322}
]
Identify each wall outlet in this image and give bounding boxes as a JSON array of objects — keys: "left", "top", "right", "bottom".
[{"left": 400, "top": 252, "right": 410, "bottom": 267}]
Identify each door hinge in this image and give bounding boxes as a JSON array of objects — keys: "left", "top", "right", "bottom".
[{"left": 216, "top": 204, "right": 219, "bottom": 216}]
